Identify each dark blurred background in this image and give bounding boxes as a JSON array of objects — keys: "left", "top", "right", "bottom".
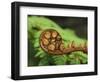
[{"left": 44, "top": 16, "right": 87, "bottom": 39}]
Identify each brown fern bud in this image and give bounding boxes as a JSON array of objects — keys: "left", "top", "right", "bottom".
[{"left": 40, "top": 29, "right": 88, "bottom": 55}]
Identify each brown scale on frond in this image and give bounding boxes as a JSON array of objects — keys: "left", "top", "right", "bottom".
[{"left": 40, "top": 29, "right": 87, "bottom": 55}]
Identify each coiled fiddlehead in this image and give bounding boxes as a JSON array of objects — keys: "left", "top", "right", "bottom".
[{"left": 40, "top": 29, "right": 87, "bottom": 55}]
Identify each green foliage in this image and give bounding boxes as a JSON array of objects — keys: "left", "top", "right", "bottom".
[
  {"left": 67, "top": 51, "right": 87, "bottom": 64},
  {"left": 52, "top": 55, "right": 67, "bottom": 65},
  {"left": 28, "top": 16, "right": 88, "bottom": 66}
]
